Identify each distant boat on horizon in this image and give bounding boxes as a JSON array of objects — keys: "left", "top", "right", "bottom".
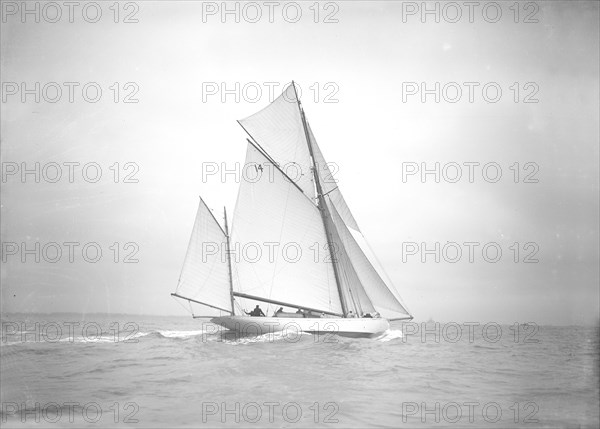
[{"left": 171, "top": 82, "right": 412, "bottom": 338}]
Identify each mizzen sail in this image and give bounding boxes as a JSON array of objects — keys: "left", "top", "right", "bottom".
[{"left": 173, "top": 198, "right": 233, "bottom": 316}]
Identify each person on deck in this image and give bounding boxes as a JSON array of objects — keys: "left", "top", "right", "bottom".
[
  {"left": 273, "top": 307, "right": 284, "bottom": 316},
  {"left": 245, "top": 305, "right": 265, "bottom": 317},
  {"left": 296, "top": 308, "right": 305, "bottom": 318}
]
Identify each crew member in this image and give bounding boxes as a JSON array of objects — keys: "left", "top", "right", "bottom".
[{"left": 245, "top": 305, "right": 265, "bottom": 317}]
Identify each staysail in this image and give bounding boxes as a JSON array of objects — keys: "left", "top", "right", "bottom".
[
  {"left": 172, "top": 198, "right": 233, "bottom": 316},
  {"left": 328, "top": 197, "right": 411, "bottom": 319}
]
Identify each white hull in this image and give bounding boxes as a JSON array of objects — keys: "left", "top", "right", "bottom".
[{"left": 211, "top": 316, "right": 389, "bottom": 338}]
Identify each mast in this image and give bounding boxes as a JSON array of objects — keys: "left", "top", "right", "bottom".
[
  {"left": 291, "top": 81, "right": 349, "bottom": 317},
  {"left": 223, "top": 206, "right": 235, "bottom": 314}
]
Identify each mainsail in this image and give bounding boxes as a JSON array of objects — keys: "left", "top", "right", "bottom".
[
  {"left": 230, "top": 142, "right": 343, "bottom": 315},
  {"left": 173, "top": 82, "right": 412, "bottom": 321}
]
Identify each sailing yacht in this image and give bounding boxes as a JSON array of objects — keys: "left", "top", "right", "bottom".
[{"left": 171, "top": 82, "right": 412, "bottom": 338}]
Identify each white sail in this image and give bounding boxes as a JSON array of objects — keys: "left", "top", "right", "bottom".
[
  {"left": 230, "top": 142, "right": 344, "bottom": 315},
  {"left": 323, "top": 209, "right": 376, "bottom": 316},
  {"left": 174, "top": 198, "right": 233, "bottom": 316},
  {"left": 328, "top": 198, "right": 411, "bottom": 319},
  {"left": 238, "top": 84, "right": 316, "bottom": 199},
  {"left": 308, "top": 123, "right": 361, "bottom": 232}
]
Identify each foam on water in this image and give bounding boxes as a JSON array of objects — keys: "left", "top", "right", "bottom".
[
  {"left": 154, "top": 329, "right": 207, "bottom": 338},
  {"left": 374, "top": 329, "right": 404, "bottom": 342}
]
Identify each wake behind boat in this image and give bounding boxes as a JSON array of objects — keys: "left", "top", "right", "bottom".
[{"left": 171, "top": 82, "right": 412, "bottom": 338}]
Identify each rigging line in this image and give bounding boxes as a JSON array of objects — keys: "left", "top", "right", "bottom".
[
  {"left": 199, "top": 196, "right": 227, "bottom": 237},
  {"left": 237, "top": 120, "right": 280, "bottom": 167},
  {"left": 321, "top": 186, "right": 339, "bottom": 198}
]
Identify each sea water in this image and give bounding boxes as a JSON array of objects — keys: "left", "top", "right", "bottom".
[{"left": 1, "top": 313, "right": 598, "bottom": 428}]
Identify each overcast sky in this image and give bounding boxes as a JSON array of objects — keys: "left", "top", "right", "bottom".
[{"left": 1, "top": 1, "right": 598, "bottom": 325}]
